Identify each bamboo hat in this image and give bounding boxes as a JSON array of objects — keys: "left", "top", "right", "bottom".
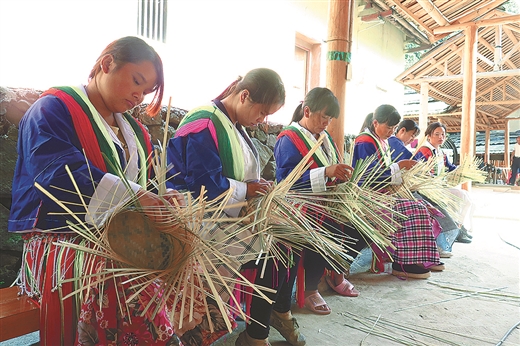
[{"left": 106, "top": 208, "right": 195, "bottom": 271}]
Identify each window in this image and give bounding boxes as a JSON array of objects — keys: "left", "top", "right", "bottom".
[
  {"left": 138, "top": 0, "right": 167, "bottom": 43},
  {"left": 294, "top": 33, "right": 321, "bottom": 101},
  {"left": 294, "top": 46, "right": 309, "bottom": 97}
]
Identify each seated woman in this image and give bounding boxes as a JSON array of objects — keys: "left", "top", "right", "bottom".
[
  {"left": 9, "top": 36, "right": 181, "bottom": 345},
  {"left": 389, "top": 120, "right": 457, "bottom": 258},
  {"left": 275, "top": 87, "right": 367, "bottom": 315},
  {"left": 413, "top": 122, "right": 474, "bottom": 244},
  {"left": 388, "top": 119, "right": 420, "bottom": 161},
  {"left": 167, "top": 68, "right": 305, "bottom": 346},
  {"left": 353, "top": 105, "right": 443, "bottom": 279}
]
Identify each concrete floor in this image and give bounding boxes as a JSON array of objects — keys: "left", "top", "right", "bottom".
[
  {"left": 215, "top": 185, "right": 520, "bottom": 346},
  {"left": 2, "top": 185, "right": 519, "bottom": 346}
]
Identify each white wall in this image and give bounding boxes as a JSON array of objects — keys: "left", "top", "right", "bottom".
[
  {"left": 345, "top": 5, "right": 406, "bottom": 135},
  {"left": 160, "top": 0, "right": 297, "bottom": 124},
  {"left": 508, "top": 114, "right": 520, "bottom": 132},
  {"left": 0, "top": 0, "right": 136, "bottom": 89},
  {"left": 0, "top": 0, "right": 406, "bottom": 134}
]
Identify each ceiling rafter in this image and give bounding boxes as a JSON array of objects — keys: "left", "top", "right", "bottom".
[
  {"left": 416, "top": 0, "right": 449, "bottom": 26},
  {"left": 390, "top": 3, "right": 519, "bottom": 131}
]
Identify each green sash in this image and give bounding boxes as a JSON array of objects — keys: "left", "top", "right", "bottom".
[{"left": 178, "top": 105, "right": 246, "bottom": 180}]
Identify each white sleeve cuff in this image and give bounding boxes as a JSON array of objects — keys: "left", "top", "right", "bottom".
[
  {"left": 225, "top": 178, "right": 248, "bottom": 217},
  {"left": 390, "top": 163, "right": 403, "bottom": 185},
  {"left": 86, "top": 173, "right": 141, "bottom": 227},
  {"left": 310, "top": 167, "right": 327, "bottom": 193}
]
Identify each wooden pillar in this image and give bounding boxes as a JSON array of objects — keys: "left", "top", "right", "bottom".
[
  {"left": 326, "top": 0, "right": 353, "bottom": 160},
  {"left": 460, "top": 24, "right": 478, "bottom": 191},
  {"left": 493, "top": 25, "right": 502, "bottom": 71},
  {"left": 504, "top": 120, "right": 510, "bottom": 167},
  {"left": 484, "top": 129, "right": 490, "bottom": 164},
  {"left": 417, "top": 82, "right": 429, "bottom": 145}
]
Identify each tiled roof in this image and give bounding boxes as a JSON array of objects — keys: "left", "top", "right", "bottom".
[{"left": 448, "top": 130, "right": 520, "bottom": 153}]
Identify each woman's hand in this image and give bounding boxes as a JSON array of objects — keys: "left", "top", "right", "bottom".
[
  {"left": 398, "top": 159, "right": 417, "bottom": 170},
  {"left": 163, "top": 188, "right": 186, "bottom": 207},
  {"left": 325, "top": 164, "right": 354, "bottom": 182},
  {"left": 136, "top": 189, "right": 173, "bottom": 223},
  {"left": 246, "top": 178, "right": 273, "bottom": 199}
]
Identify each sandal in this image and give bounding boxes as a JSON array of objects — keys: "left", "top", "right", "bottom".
[
  {"left": 424, "top": 262, "right": 445, "bottom": 271},
  {"left": 325, "top": 274, "right": 359, "bottom": 297},
  {"left": 391, "top": 263, "right": 431, "bottom": 279},
  {"left": 303, "top": 292, "right": 331, "bottom": 315}
]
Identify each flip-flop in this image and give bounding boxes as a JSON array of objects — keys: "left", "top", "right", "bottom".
[
  {"left": 304, "top": 292, "right": 331, "bottom": 315},
  {"left": 325, "top": 275, "right": 359, "bottom": 297}
]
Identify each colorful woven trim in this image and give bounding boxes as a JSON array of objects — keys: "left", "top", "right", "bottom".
[
  {"left": 356, "top": 131, "right": 392, "bottom": 168},
  {"left": 279, "top": 126, "right": 339, "bottom": 168},
  {"left": 417, "top": 146, "right": 445, "bottom": 176},
  {"left": 176, "top": 105, "right": 245, "bottom": 181},
  {"left": 42, "top": 86, "right": 151, "bottom": 187}
]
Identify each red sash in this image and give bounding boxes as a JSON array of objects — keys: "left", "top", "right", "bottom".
[
  {"left": 42, "top": 87, "right": 153, "bottom": 178},
  {"left": 278, "top": 130, "right": 320, "bottom": 169},
  {"left": 43, "top": 88, "right": 108, "bottom": 172}
]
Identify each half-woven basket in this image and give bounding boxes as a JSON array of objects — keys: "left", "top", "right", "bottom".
[{"left": 106, "top": 208, "right": 193, "bottom": 271}]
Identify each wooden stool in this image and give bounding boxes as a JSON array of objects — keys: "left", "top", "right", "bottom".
[{"left": 0, "top": 286, "right": 40, "bottom": 341}]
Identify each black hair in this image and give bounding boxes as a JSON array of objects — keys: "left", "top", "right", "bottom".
[
  {"left": 290, "top": 87, "right": 340, "bottom": 124},
  {"left": 368, "top": 104, "right": 401, "bottom": 132},
  {"left": 88, "top": 36, "right": 164, "bottom": 116},
  {"left": 397, "top": 119, "right": 420, "bottom": 136},
  {"left": 425, "top": 122, "right": 446, "bottom": 136},
  {"left": 215, "top": 68, "right": 285, "bottom": 107},
  {"left": 360, "top": 112, "right": 373, "bottom": 133}
]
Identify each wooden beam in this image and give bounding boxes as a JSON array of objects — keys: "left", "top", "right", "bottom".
[
  {"left": 487, "top": 103, "right": 516, "bottom": 112},
  {"left": 460, "top": 24, "right": 478, "bottom": 191},
  {"left": 402, "top": 69, "right": 520, "bottom": 84},
  {"left": 479, "top": 36, "right": 517, "bottom": 70},
  {"left": 361, "top": 9, "right": 392, "bottom": 22},
  {"left": 504, "top": 23, "right": 520, "bottom": 35},
  {"left": 484, "top": 129, "right": 490, "bottom": 164},
  {"left": 503, "top": 26, "right": 520, "bottom": 45},
  {"left": 326, "top": 0, "right": 353, "bottom": 159},
  {"left": 478, "top": 75, "right": 516, "bottom": 98},
  {"left": 437, "top": 116, "right": 461, "bottom": 122},
  {"left": 371, "top": 0, "right": 431, "bottom": 45},
  {"left": 477, "top": 53, "right": 494, "bottom": 67},
  {"left": 403, "top": 112, "right": 461, "bottom": 119},
  {"left": 494, "top": 25, "right": 503, "bottom": 71},
  {"left": 452, "top": 0, "right": 505, "bottom": 25},
  {"left": 505, "top": 121, "right": 510, "bottom": 166},
  {"left": 418, "top": 82, "right": 429, "bottom": 145},
  {"left": 395, "top": 41, "right": 464, "bottom": 82},
  {"left": 429, "top": 84, "right": 460, "bottom": 102},
  {"left": 478, "top": 110, "right": 490, "bottom": 125},
  {"left": 478, "top": 109, "right": 500, "bottom": 118},
  {"left": 507, "top": 80, "right": 520, "bottom": 94},
  {"left": 416, "top": 0, "right": 449, "bottom": 26},
  {"left": 434, "top": 15, "right": 520, "bottom": 35},
  {"left": 382, "top": 0, "right": 435, "bottom": 39},
  {"left": 500, "top": 40, "right": 520, "bottom": 66},
  {"left": 456, "top": 100, "right": 520, "bottom": 106}
]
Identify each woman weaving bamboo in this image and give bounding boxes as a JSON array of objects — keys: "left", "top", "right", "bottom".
[
  {"left": 274, "top": 87, "right": 367, "bottom": 315},
  {"left": 413, "top": 121, "right": 475, "bottom": 244},
  {"left": 387, "top": 120, "right": 456, "bottom": 258},
  {"left": 8, "top": 37, "right": 182, "bottom": 345},
  {"left": 353, "top": 105, "right": 443, "bottom": 279},
  {"left": 166, "top": 68, "right": 307, "bottom": 346}
]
